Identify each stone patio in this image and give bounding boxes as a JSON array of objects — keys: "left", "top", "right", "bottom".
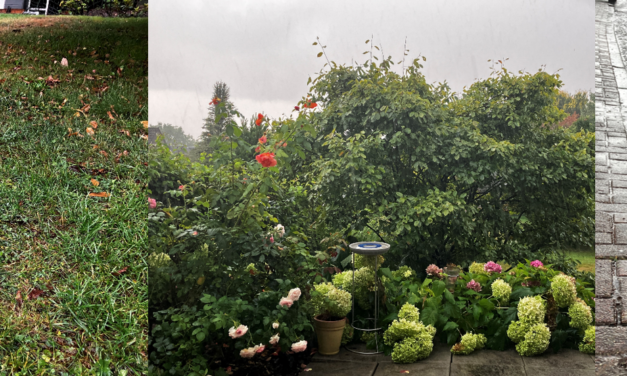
[{"left": 304, "top": 342, "right": 594, "bottom": 376}]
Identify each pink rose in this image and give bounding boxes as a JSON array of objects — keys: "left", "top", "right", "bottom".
[
  {"left": 270, "top": 334, "right": 280, "bottom": 345},
  {"left": 192, "top": 231, "right": 198, "bottom": 236},
  {"left": 279, "top": 297, "right": 293, "bottom": 308},
  {"left": 530, "top": 260, "right": 544, "bottom": 268},
  {"left": 178, "top": 185, "right": 185, "bottom": 190},
  {"left": 291, "top": 340, "right": 307, "bottom": 353},
  {"left": 228, "top": 325, "right": 248, "bottom": 339},
  {"left": 148, "top": 197, "right": 157, "bottom": 209},
  {"left": 255, "top": 344, "right": 265, "bottom": 353},
  {"left": 466, "top": 279, "right": 482, "bottom": 292},
  {"left": 288, "top": 288, "right": 301, "bottom": 302},
  {"left": 272, "top": 322, "right": 279, "bottom": 329},
  {"left": 240, "top": 347, "right": 256, "bottom": 358},
  {"left": 483, "top": 261, "right": 502, "bottom": 273},
  {"left": 270, "top": 236, "right": 274, "bottom": 243}
]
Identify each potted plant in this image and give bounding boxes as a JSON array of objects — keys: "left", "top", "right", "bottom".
[{"left": 311, "top": 282, "right": 353, "bottom": 355}]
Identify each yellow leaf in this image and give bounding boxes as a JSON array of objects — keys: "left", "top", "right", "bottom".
[
  {"left": 88, "top": 192, "right": 109, "bottom": 198},
  {"left": 197, "top": 276, "right": 205, "bottom": 285},
  {"left": 141, "top": 121, "right": 148, "bottom": 129},
  {"left": 90, "top": 179, "right": 99, "bottom": 186}
]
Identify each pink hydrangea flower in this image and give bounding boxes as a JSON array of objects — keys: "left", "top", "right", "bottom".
[
  {"left": 530, "top": 260, "right": 544, "bottom": 268},
  {"left": 269, "top": 333, "right": 280, "bottom": 345},
  {"left": 483, "top": 261, "right": 502, "bottom": 273},
  {"left": 148, "top": 197, "right": 156, "bottom": 209},
  {"left": 291, "top": 340, "right": 307, "bottom": 353},
  {"left": 240, "top": 347, "right": 256, "bottom": 358},
  {"left": 228, "top": 325, "right": 248, "bottom": 339},
  {"left": 288, "top": 288, "right": 301, "bottom": 302},
  {"left": 279, "top": 297, "right": 293, "bottom": 308},
  {"left": 426, "top": 264, "right": 443, "bottom": 276},
  {"left": 466, "top": 279, "right": 482, "bottom": 292}
]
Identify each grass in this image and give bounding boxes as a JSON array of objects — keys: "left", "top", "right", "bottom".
[
  {"left": 564, "top": 248, "right": 595, "bottom": 274},
  {"left": 0, "top": 14, "right": 148, "bottom": 374}
]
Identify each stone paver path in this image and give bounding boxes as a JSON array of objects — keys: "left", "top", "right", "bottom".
[
  {"left": 306, "top": 342, "right": 594, "bottom": 376},
  {"left": 596, "top": 0, "right": 627, "bottom": 373}
]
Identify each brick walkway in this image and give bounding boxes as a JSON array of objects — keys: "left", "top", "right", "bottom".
[{"left": 596, "top": 0, "right": 627, "bottom": 373}]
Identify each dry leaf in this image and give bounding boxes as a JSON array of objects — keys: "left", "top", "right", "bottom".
[
  {"left": 88, "top": 192, "right": 110, "bottom": 198},
  {"left": 90, "top": 120, "right": 98, "bottom": 129},
  {"left": 28, "top": 288, "right": 44, "bottom": 300},
  {"left": 123, "top": 150, "right": 129, "bottom": 156},
  {"left": 99, "top": 150, "right": 108, "bottom": 157},
  {"left": 112, "top": 266, "right": 128, "bottom": 277},
  {"left": 90, "top": 179, "right": 99, "bottom": 186},
  {"left": 86, "top": 127, "right": 94, "bottom": 135},
  {"left": 140, "top": 134, "right": 148, "bottom": 140},
  {"left": 141, "top": 121, "right": 148, "bottom": 129},
  {"left": 107, "top": 111, "right": 115, "bottom": 120},
  {"left": 15, "top": 290, "right": 23, "bottom": 311}
]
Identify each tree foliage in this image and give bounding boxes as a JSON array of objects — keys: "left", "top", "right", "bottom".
[{"left": 306, "top": 58, "right": 594, "bottom": 269}]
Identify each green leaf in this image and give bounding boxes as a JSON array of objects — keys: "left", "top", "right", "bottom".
[
  {"left": 421, "top": 278, "right": 432, "bottom": 288},
  {"left": 478, "top": 298, "right": 495, "bottom": 311},
  {"left": 431, "top": 280, "right": 446, "bottom": 297},
  {"left": 379, "top": 267, "right": 393, "bottom": 280},
  {"left": 510, "top": 287, "right": 534, "bottom": 301},
  {"left": 196, "top": 332, "right": 205, "bottom": 341},
  {"left": 447, "top": 330, "right": 460, "bottom": 345},
  {"left": 442, "top": 321, "right": 458, "bottom": 332},
  {"left": 317, "top": 52, "right": 323, "bottom": 57},
  {"left": 420, "top": 306, "right": 439, "bottom": 326}
]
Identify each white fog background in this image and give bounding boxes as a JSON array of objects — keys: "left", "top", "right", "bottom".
[{"left": 149, "top": 0, "right": 594, "bottom": 139}]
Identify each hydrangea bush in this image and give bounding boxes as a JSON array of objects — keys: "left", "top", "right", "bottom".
[{"left": 383, "top": 303, "right": 436, "bottom": 363}]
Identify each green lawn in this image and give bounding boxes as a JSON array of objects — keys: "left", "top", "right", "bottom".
[
  {"left": 0, "top": 15, "right": 148, "bottom": 374},
  {"left": 564, "top": 248, "right": 595, "bottom": 274}
]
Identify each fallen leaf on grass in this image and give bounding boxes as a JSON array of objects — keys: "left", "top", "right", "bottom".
[
  {"left": 88, "top": 192, "right": 110, "bottom": 198},
  {"left": 107, "top": 111, "right": 115, "bottom": 121},
  {"left": 119, "top": 129, "right": 130, "bottom": 137},
  {"left": 90, "top": 179, "right": 99, "bottom": 186},
  {"left": 28, "top": 288, "right": 44, "bottom": 300},
  {"left": 90, "top": 120, "right": 98, "bottom": 129},
  {"left": 139, "top": 134, "right": 148, "bottom": 140},
  {"left": 141, "top": 120, "right": 148, "bottom": 128},
  {"left": 112, "top": 267, "right": 128, "bottom": 277},
  {"left": 61, "top": 57, "right": 68, "bottom": 67},
  {"left": 86, "top": 127, "right": 94, "bottom": 136},
  {"left": 99, "top": 150, "right": 108, "bottom": 157},
  {"left": 15, "top": 290, "right": 23, "bottom": 311}
]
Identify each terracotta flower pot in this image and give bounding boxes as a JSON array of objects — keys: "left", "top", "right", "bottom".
[{"left": 313, "top": 316, "right": 346, "bottom": 355}]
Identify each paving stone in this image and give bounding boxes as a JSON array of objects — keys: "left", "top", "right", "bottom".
[
  {"left": 449, "top": 363, "right": 525, "bottom": 376},
  {"left": 304, "top": 362, "right": 377, "bottom": 376},
  {"left": 376, "top": 362, "right": 449, "bottom": 376},
  {"left": 520, "top": 349, "right": 594, "bottom": 370},
  {"left": 452, "top": 349, "right": 522, "bottom": 366},
  {"left": 597, "top": 326, "right": 627, "bottom": 355},
  {"left": 597, "top": 244, "right": 627, "bottom": 257},
  {"left": 523, "top": 368, "right": 593, "bottom": 376},
  {"left": 617, "top": 223, "right": 627, "bottom": 244},
  {"left": 378, "top": 341, "right": 450, "bottom": 364},
  {"left": 617, "top": 260, "right": 627, "bottom": 276},
  {"left": 597, "top": 298, "right": 617, "bottom": 325},
  {"left": 595, "top": 356, "right": 627, "bottom": 376},
  {"left": 598, "top": 260, "right": 615, "bottom": 297},
  {"left": 598, "top": 231, "right": 613, "bottom": 243}
]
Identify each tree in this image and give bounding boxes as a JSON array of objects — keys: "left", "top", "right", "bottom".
[
  {"left": 196, "top": 82, "right": 238, "bottom": 157},
  {"left": 155, "top": 123, "right": 197, "bottom": 155},
  {"left": 307, "top": 57, "right": 594, "bottom": 269}
]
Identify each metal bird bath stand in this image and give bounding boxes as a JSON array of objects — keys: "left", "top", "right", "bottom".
[{"left": 346, "top": 241, "right": 390, "bottom": 355}]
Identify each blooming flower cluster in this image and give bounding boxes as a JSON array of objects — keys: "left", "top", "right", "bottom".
[
  {"left": 491, "top": 279, "right": 511, "bottom": 304},
  {"left": 518, "top": 295, "right": 546, "bottom": 324},
  {"left": 507, "top": 295, "right": 550, "bottom": 356},
  {"left": 451, "top": 332, "right": 487, "bottom": 355},
  {"left": 392, "top": 265, "right": 416, "bottom": 279},
  {"left": 240, "top": 344, "right": 264, "bottom": 358},
  {"left": 579, "top": 326, "right": 595, "bottom": 354},
  {"left": 530, "top": 260, "right": 544, "bottom": 268},
  {"left": 278, "top": 287, "right": 301, "bottom": 309},
  {"left": 354, "top": 253, "right": 384, "bottom": 270},
  {"left": 291, "top": 340, "right": 307, "bottom": 353},
  {"left": 468, "top": 262, "right": 486, "bottom": 275},
  {"left": 275, "top": 224, "right": 285, "bottom": 238},
  {"left": 397, "top": 302, "right": 420, "bottom": 323},
  {"left": 148, "top": 197, "right": 157, "bottom": 209},
  {"left": 483, "top": 261, "right": 502, "bottom": 273},
  {"left": 391, "top": 334, "right": 434, "bottom": 363},
  {"left": 256, "top": 152, "right": 277, "bottom": 168},
  {"left": 425, "top": 264, "right": 443, "bottom": 278},
  {"left": 466, "top": 279, "right": 481, "bottom": 292},
  {"left": 312, "top": 282, "right": 352, "bottom": 318},
  {"left": 568, "top": 299, "right": 592, "bottom": 330},
  {"left": 550, "top": 274, "right": 577, "bottom": 308},
  {"left": 333, "top": 268, "right": 380, "bottom": 310}
]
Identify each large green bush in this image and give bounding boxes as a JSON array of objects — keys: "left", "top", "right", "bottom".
[{"left": 306, "top": 57, "right": 594, "bottom": 269}]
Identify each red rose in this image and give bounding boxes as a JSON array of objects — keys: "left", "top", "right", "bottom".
[
  {"left": 256, "top": 152, "right": 277, "bottom": 168},
  {"left": 259, "top": 135, "right": 267, "bottom": 144},
  {"left": 255, "top": 146, "right": 261, "bottom": 152},
  {"left": 294, "top": 106, "right": 300, "bottom": 111},
  {"left": 255, "top": 114, "right": 263, "bottom": 126}
]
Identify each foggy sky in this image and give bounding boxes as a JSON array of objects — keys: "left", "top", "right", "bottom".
[{"left": 149, "top": 0, "right": 594, "bottom": 139}]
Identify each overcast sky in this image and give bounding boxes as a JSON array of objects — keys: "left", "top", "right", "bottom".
[{"left": 149, "top": 0, "right": 594, "bottom": 139}]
